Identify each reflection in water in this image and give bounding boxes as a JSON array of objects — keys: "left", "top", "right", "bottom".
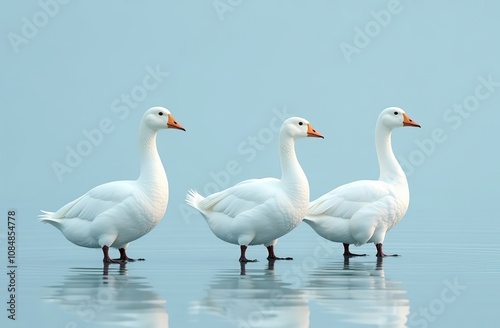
[
  {"left": 306, "top": 258, "right": 410, "bottom": 327},
  {"left": 43, "top": 263, "right": 168, "bottom": 328},
  {"left": 191, "top": 261, "right": 310, "bottom": 328}
]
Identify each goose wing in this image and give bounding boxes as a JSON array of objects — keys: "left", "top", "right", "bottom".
[
  {"left": 43, "top": 181, "right": 136, "bottom": 221},
  {"left": 307, "top": 180, "right": 392, "bottom": 220},
  {"left": 197, "top": 178, "right": 282, "bottom": 219}
]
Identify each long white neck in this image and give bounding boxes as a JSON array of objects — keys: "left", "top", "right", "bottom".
[
  {"left": 375, "top": 124, "right": 406, "bottom": 184},
  {"left": 137, "top": 123, "right": 168, "bottom": 190},
  {"left": 278, "top": 131, "right": 309, "bottom": 199}
]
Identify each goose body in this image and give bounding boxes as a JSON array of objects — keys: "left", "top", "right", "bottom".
[
  {"left": 40, "top": 107, "right": 185, "bottom": 262},
  {"left": 304, "top": 107, "right": 420, "bottom": 257},
  {"left": 186, "top": 117, "right": 323, "bottom": 261}
]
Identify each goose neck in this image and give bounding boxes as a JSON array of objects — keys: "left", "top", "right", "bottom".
[
  {"left": 375, "top": 125, "right": 405, "bottom": 183},
  {"left": 137, "top": 125, "right": 167, "bottom": 184},
  {"left": 278, "top": 132, "right": 307, "bottom": 191}
]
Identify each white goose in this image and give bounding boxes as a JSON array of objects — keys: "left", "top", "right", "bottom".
[
  {"left": 40, "top": 107, "right": 185, "bottom": 263},
  {"left": 186, "top": 117, "right": 323, "bottom": 262},
  {"left": 304, "top": 107, "right": 420, "bottom": 257}
]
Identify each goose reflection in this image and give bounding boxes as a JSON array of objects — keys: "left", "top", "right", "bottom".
[
  {"left": 191, "top": 261, "right": 309, "bottom": 328},
  {"left": 43, "top": 262, "right": 168, "bottom": 327},
  {"left": 306, "top": 257, "right": 410, "bottom": 327}
]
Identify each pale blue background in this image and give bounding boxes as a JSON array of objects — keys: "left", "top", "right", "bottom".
[{"left": 1, "top": 1, "right": 499, "bottom": 327}]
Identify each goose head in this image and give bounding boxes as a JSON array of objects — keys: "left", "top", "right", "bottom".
[
  {"left": 143, "top": 107, "right": 186, "bottom": 131},
  {"left": 281, "top": 117, "right": 324, "bottom": 139},
  {"left": 378, "top": 107, "right": 421, "bottom": 129}
]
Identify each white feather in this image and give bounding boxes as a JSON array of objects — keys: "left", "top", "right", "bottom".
[
  {"left": 186, "top": 117, "right": 323, "bottom": 249},
  {"left": 40, "top": 107, "right": 185, "bottom": 253},
  {"left": 304, "top": 107, "right": 420, "bottom": 249}
]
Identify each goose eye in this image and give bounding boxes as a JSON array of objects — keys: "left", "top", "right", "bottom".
[
  {"left": 298, "top": 122, "right": 303, "bottom": 126},
  {"left": 159, "top": 112, "right": 164, "bottom": 116},
  {"left": 393, "top": 111, "right": 398, "bottom": 115}
]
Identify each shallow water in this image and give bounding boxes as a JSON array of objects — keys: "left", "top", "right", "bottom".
[{"left": 2, "top": 221, "right": 499, "bottom": 328}]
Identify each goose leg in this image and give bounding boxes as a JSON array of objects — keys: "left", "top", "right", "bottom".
[
  {"left": 240, "top": 262, "right": 247, "bottom": 275},
  {"left": 113, "top": 248, "right": 145, "bottom": 262},
  {"left": 239, "top": 245, "right": 258, "bottom": 262},
  {"left": 102, "top": 261, "right": 127, "bottom": 275},
  {"left": 375, "top": 243, "right": 399, "bottom": 257},
  {"left": 266, "top": 245, "right": 293, "bottom": 260},
  {"left": 343, "top": 243, "right": 366, "bottom": 257},
  {"left": 102, "top": 246, "right": 122, "bottom": 263}
]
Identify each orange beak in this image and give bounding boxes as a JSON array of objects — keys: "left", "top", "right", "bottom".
[
  {"left": 167, "top": 114, "right": 186, "bottom": 131},
  {"left": 403, "top": 113, "right": 421, "bottom": 128},
  {"left": 307, "top": 124, "right": 324, "bottom": 138}
]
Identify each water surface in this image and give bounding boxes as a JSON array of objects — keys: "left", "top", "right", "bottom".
[{"left": 3, "top": 222, "right": 499, "bottom": 328}]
